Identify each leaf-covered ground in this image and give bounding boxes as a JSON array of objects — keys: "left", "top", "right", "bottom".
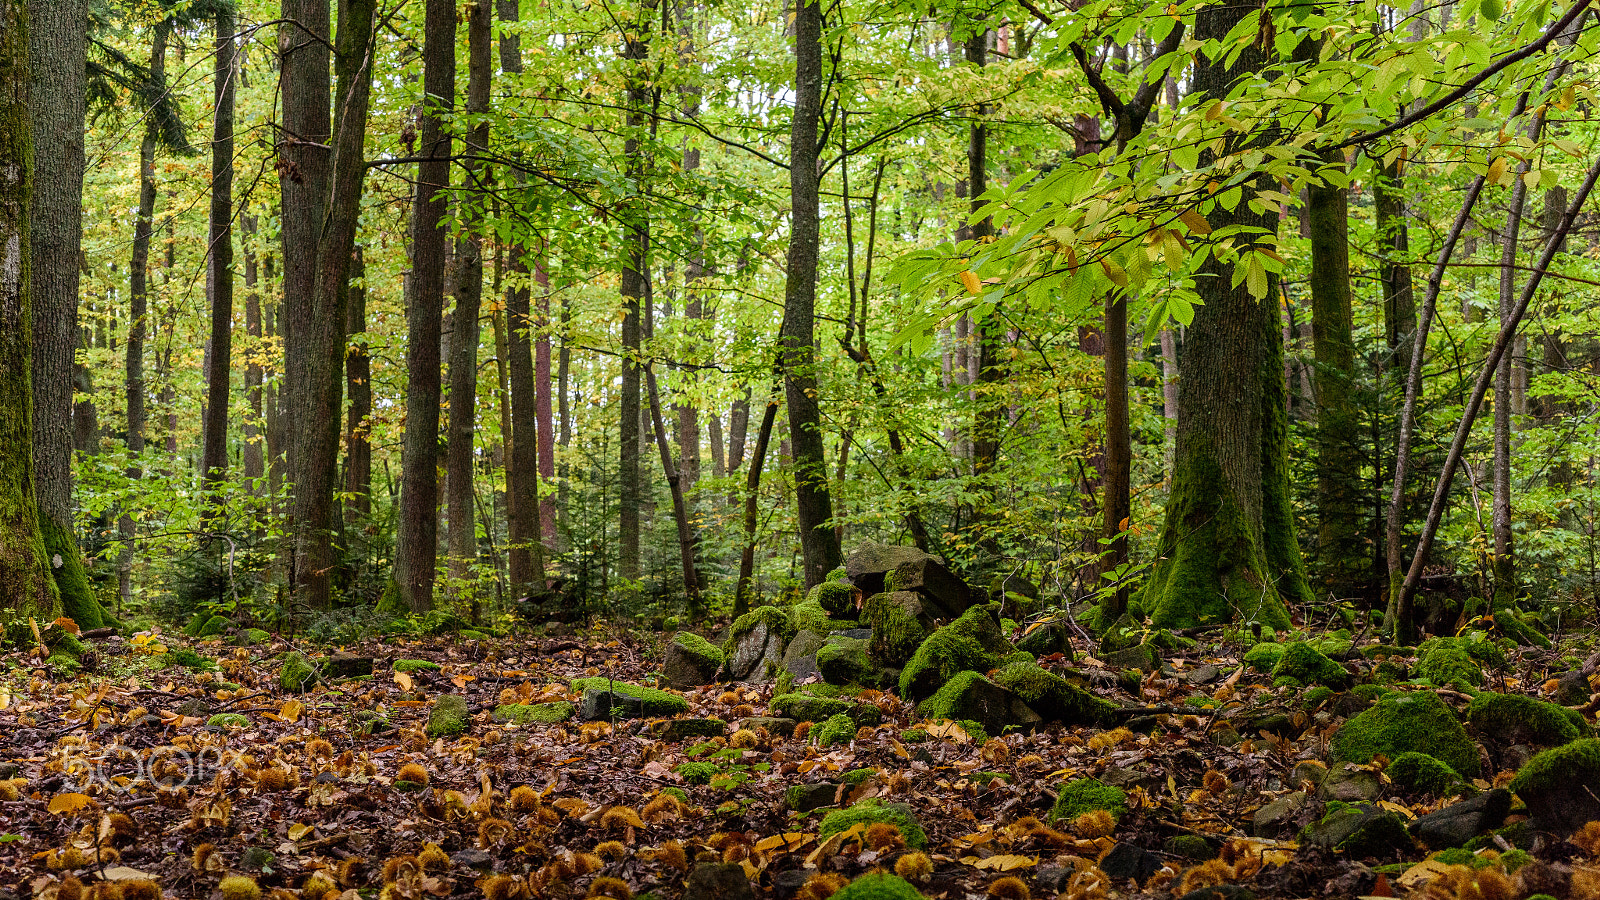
[{"left": 1, "top": 623, "right": 1595, "bottom": 900}]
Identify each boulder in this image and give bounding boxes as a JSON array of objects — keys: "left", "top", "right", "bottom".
[
  {"left": 992, "top": 660, "right": 1116, "bottom": 726},
  {"left": 1331, "top": 690, "right": 1479, "bottom": 778},
  {"left": 1466, "top": 692, "right": 1586, "bottom": 748},
  {"left": 580, "top": 688, "right": 646, "bottom": 721},
  {"left": 1100, "top": 842, "right": 1163, "bottom": 883},
  {"left": 721, "top": 606, "right": 792, "bottom": 682},
  {"left": 325, "top": 653, "right": 373, "bottom": 678},
  {"left": 862, "top": 590, "right": 940, "bottom": 667},
  {"left": 1409, "top": 789, "right": 1512, "bottom": 850},
  {"left": 1252, "top": 790, "right": 1309, "bottom": 838},
  {"left": 1015, "top": 621, "right": 1074, "bottom": 659},
  {"left": 1300, "top": 802, "right": 1411, "bottom": 856},
  {"left": 683, "top": 862, "right": 755, "bottom": 900},
  {"left": 918, "top": 672, "right": 1042, "bottom": 736},
  {"left": 647, "top": 718, "right": 727, "bottom": 742},
  {"left": 1556, "top": 670, "right": 1591, "bottom": 706},
  {"left": 662, "top": 632, "right": 726, "bottom": 689},
  {"left": 889, "top": 557, "right": 972, "bottom": 616},
  {"left": 780, "top": 629, "right": 828, "bottom": 681},
  {"left": 845, "top": 543, "right": 940, "bottom": 596},
  {"left": 1508, "top": 738, "right": 1600, "bottom": 835},
  {"left": 1318, "top": 763, "right": 1381, "bottom": 802},
  {"left": 817, "top": 635, "right": 876, "bottom": 686},
  {"left": 1102, "top": 643, "right": 1160, "bottom": 674},
  {"left": 425, "top": 694, "right": 470, "bottom": 738},
  {"left": 899, "top": 605, "right": 1009, "bottom": 700},
  {"left": 807, "top": 580, "right": 858, "bottom": 618}
]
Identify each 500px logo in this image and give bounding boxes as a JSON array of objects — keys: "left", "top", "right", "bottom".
[{"left": 59, "top": 741, "right": 240, "bottom": 795}]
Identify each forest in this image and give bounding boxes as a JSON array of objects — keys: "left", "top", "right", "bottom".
[{"left": 9, "top": 0, "right": 1600, "bottom": 898}]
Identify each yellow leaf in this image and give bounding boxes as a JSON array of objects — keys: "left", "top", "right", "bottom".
[
  {"left": 394, "top": 671, "right": 414, "bottom": 692},
  {"left": 971, "top": 854, "right": 1037, "bottom": 871},
  {"left": 1100, "top": 258, "right": 1129, "bottom": 288},
  {"left": 958, "top": 270, "right": 982, "bottom": 295},
  {"left": 1397, "top": 858, "right": 1455, "bottom": 887},
  {"left": 279, "top": 699, "right": 304, "bottom": 723},
  {"left": 754, "top": 832, "right": 813, "bottom": 853},
  {"left": 1486, "top": 156, "right": 1507, "bottom": 186},
  {"left": 48, "top": 792, "right": 93, "bottom": 815},
  {"left": 52, "top": 618, "right": 80, "bottom": 635},
  {"left": 1178, "top": 209, "right": 1213, "bottom": 235},
  {"left": 288, "top": 823, "right": 315, "bottom": 840}
]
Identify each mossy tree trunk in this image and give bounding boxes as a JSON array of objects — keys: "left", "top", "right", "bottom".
[
  {"left": 1, "top": 0, "right": 60, "bottom": 623},
  {"left": 1138, "top": 2, "right": 1310, "bottom": 630}
]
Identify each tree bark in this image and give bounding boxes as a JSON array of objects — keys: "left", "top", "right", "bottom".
[
  {"left": 1375, "top": 161, "right": 1415, "bottom": 377},
  {"left": 736, "top": 389, "right": 781, "bottom": 614},
  {"left": 343, "top": 247, "right": 371, "bottom": 518},
  {"left": 618, "top": 18, "right": 649, "bottom": 589},
  {"left": 201, "top": 1, "right": 236, "bottom": 521},
  {"left": 241, "top": 211, "right": 264, "bottom": 493},
  {"left": 782, "top": 0, "right": 842, "bottom": 588},
  {"left": 392, "top": 0, "right": 456, "bottom": 613}
]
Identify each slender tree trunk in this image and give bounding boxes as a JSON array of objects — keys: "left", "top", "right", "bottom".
[
  {"left": 535, "top": 253, "right": 556, "bottom": 548},
  {"left": 735, "top": 390, "right": 781, "bottom": 614},
  {"left": 1375, "top": 161, "right": 1415, "bottom": 377},
  {"left": 783, "top": 0, "right": 842, "bottom": 588},
  {"left": 392, "top": 0, "right": 455, "bottom": 613},
  {"left": 28, "top": 0, "right": 101, "bottom": 625},
  {"left": 241, "top": 211, "right": 264, "bottom": 492},
  {"left": 1538, "top": 185, "right": 1572, "bottom": 495},
  {"left": 618, "top": 20, "right": 649, "bottom": 590},
  {"left": 647, "top": 365, "right": 703, "bottom": 608},
  {"left": 201, "top": 1, "right": 236, "bottom": 519},
  {"left": 343, "top": 248, "right": 371, "bottom": 517},
  {"left": 1, "top": 0, "right": 58, "bottom": 620}
]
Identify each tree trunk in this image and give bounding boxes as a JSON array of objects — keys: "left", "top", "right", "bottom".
[
  {"left": 1138, "top": 2, "right": 1311, "bottom": 629},
  {"left": 446, "top": 0, "right": 492, "bottom": 595},
  {"left": 241, "top": 211, "right": 264, "bottom": 493},
  {"left": 1375, "top": 161, "right": 1415, "bottom": 377},
  {"left": 1493, "top": 157, "right": 1534, "bottom": 615},
  {"left": 28, "top": 0, "right": 102, "bottom": 626},
  {"left": 618, "top": 20, "right": 649, "bottom": 590},
  {"left": 343, "top": 248, "right": 371, "bottom": 518},
  {"left": 782, "top": 0, "right": 842, "bottom": 588},
  {"left": 392, "top": 0, "right": 455, "bottom": 613},
  {"left": 647, "top": 365, "right": 703, "bottom": 609},
  {"left": 1, "top": 0, "right": 58, "bottom": 621},
  {"left": 736, "top": 389, "right": 781, "bottom": 614},
  {"left": 201, "top": 1, "right": 236, "bottom": 519}
]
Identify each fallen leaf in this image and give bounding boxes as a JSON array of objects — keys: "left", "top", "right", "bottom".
[{"left": 47, "top": 793, "right": 93, "bottom": 815}]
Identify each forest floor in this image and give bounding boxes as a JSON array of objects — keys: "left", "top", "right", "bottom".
[{"left": 0, "top": 619, "right": 1594, "bottom": 900}]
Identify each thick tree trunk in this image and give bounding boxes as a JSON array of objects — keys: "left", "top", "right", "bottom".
[
  {"left": 392, "top": 0, "right": 455, "bottom": 613},
  {"left": 783, "top": 0, "right": 842, "bottom": 588},
  {"left": 343, "top": 248, "right": 371, "bottom": 518},
  {"left": 1, "top": 0, "right": 58, "bottom": 621},
  {"left": 1138, "top": 2, "right": 1310, "bottom": 629},
  {"left": 201, "top": 2, "right": 236, "bottom": 519},
  {"left": 1375, "top": 161, "right": 1415, "bottom": 376},
  {"left": 28, "top": 0, "right": 102, "bottom": 626}
]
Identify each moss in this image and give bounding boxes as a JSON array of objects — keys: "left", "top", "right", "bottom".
[
  {"left": 1420, "top": 636, "right": 1506, "bottom": 668},
  {"left": 570, "top": 678, "right": 691, "bottom": 716},
  {"left": 658, "top": 786, "right": 688, "bottom": 802},
  {"left": 207, "top": 713, "right": 250, "bottom": 728},
  {"left": 1048, "top": 777, "right": 1127, "bottom": 824},
  {"left": 671, "top": 632, "right": 725, "bottom": 667},
  {"left": 959, "top": 719, "right": 989, "bottom": 744},
  {"left": 183, "top": 612, "right": 209, "bottom": 637},
  {"left": 1415, "top": 645, "right": 1484, "bottom": 689},
  {"left": 817, "top": 636, "right": 875, "bottom": 686},
  {"left": 1499, "top": 848, "right": 1533, "bottom": 873},
  {"left": 493, "top": 702, "right": 575, "bottom": 724},
  {"left": 1332, "top": 690, "right": 1478, "bottom": 777},
  {"left": 673, "top": 761, "right": 719, "bottom": 785},
  {"left": 40, "top": 517, "right": 107, "bottom": 629},
  {"left": 425, "top": 694, "right": 471, "bottom": 738},
  {"left": 861, "top": 592, "right": 930, "bottom": 666},
  {"left": 459, "top": 629, "right": 489, "bottom": 640},
  {"left": 1272, "top": 641, "right": 1350, "bottom": 689},
  {"left": 1466, "top": 692, "right": 1583, "bottom": 746},
  {"left": 723, "top": 606, "right": 795, "bottom": 657},
  {"left": 161, "top": 648, "right": 216, "bottom": 671},
  {"left": 775, "top": 669, "right": 794, "bottom": 697},
  {"left": 841, "top": 768, "right": 876, "bottom": 788},
  {"left": 1508, "top": 737, "right": 1600, "bottom": 800},
  {"left": 819, "top": 799, "right": 928, "bottom": 849},
  {"left": 237, "top": 628, "right": 270, "bottom": 646},
  {"left": 898, "top": 606, "right": 1004, "bottom": 699},
  {"left": 279, "top": 652, "right": 318, "bottom": 692},
  {"left": 808, "top": 580, "right": 857, "bottom": 618},
  {"left": 813, "top": 713, "right": 857, "bottom": 747},
  {"left": 1273, "top": 676, "right": 1304, "bottom": 689},
  {"left": 46, "top": 652, "right": 80, "bottom": 674},
  {"left": 196, "top": 615, "right": 230, "bottom": 638},
  {"left": 1166, "top": 834, "right": 1215, "bottom": 860},
  {"left": 1244, "top": 642, "right": 1285, "bottom": 672},
  {"left": 392, "top": 659, "right": 440, "bottom": 673},
  {"left": 900, "top": 728, "right": 928, "bottom": 743},
  {"left": 771, "top": 692, "right": 880, "bottom": 725},
  {"left": 831, "top": 873, "right": 927, "bottom": 900},
  {"left": 1386, "top": 752, "right": 1465, "bottom": 797},
  {"left": 999, "top": 651, "right": 1036, "bottom": 668},
  {"left": 992, "top": 660, "right": 1117, "bottom": 725},
  {"left": 1304, "top": 686, "right": 1335, "bottom": 707}
]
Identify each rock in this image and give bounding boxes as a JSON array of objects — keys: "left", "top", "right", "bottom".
[
  {"left": 770, "top": 693, "right": 880, "bottom": 726},
  {"left": 1184, "top": 664, "right": 1222, "bottom": 685},
  {"left": 817, "top": 635, "right": 876, "bottom": 686},
  {"left": 780, "top": 630, "right": 828, "bottom": 681},
  {"left": 1291, "top": 760, "right": 1328, "bottom": 788},
  {"left": 862, "top": 591, "right": 940, "bottom": 667},
  {"left": 1467, "top": 692, "right": 1586, "bottom": 748},
  {"left": 1387, "top": 752, "right": 1466, "bottom": 797},
  {"left": 1100, "top": 842, "right": 1162, "bottom": 883},
  {"left": 1319, "top": 763, "right": 1382, "bottom": 802},
  {"left": 1410, "top": 789, "right": 1512, "bottom": 849},
  {"left": 721, "top": 606, "right": 792, "bottom": 682},
  {"left": 580, "top": 688, "right": 646, "bottom": 721},
  {"left": 785, "top": 782, "right": 844, "bottom": 812},
  {"left": 919, "top": 672, "right": 1042, "bottom": 736},
  {"left": 325, "top": 653, "right": 373, "bottom": 678},
  {"left": 1271, "top": 642, "right": 1351, "bottom": 690},
  {"left": 1242, "top": 710, "right": 1300, "bottom": 739},
  {"left": 1049, "top": 778, "right": 1127, "bottom": 825},
  {"left": 845, "top": 542, "right": 941, "bottom": 596},
  {"left": 899, "top": 606, "right": 1009, "bottom": 700},
  {"left": 279, "top": 652, "right": 318, "bottom": 692},
  {"left": 662, "top": 633, "right": 725, "bottom": 689},
  {"left": 807, "top": 580, "right": 858, "bottom": 618},
  {"left": 425, "top": 694, "right": 470, "bottom": 738},
  {"left": 492, "top": 702, "right": 575, "bottom": 725},
  {"left": 1015, "top": 621, "right": 1074, "bottom": 659},
  {"left": 1301, "top": 802, "right": 1411, "bottom": 856},
  {"left": 1332, "top": 690, "right": 1479, "bottom": 778},
  {"left": 1102, "top": 643, "right": 1159, "bottom": 674},
  {"left": 740, "top": 716, "right": 797, "bottom": 736},
  {"left": 1100, "top": 766, "right": 1162, "bottom": 791},
  {"left": 450, "top": 849, "right": 493, "bottom": 871},
  {"left": 1508, "top": 738, "right": 1600, "bottom": 835},
  {"left": 1033, "top": 866, "right": 1073, "bottom": 893},
  {"left": 889, "top": 557, "right": 972, "bottom": 616},
  {"left": 993, "top": 660, "right": 1116, "bottom": 726},
  {"left": 174, "top": 697, "right": 218, "bottom": 717},
  {"left": 771, "top": 869, "right": 811, "bottom": 899},
  {"left": 832, "top": 874, "right": 927, "bottom": 900},
  {"left": 1556, "top": 670, "right": 1591, "bottom": 706},
  {"left": 647, "top": 718, "right": 728, "bottom": 742},
  {"left": 820, "top": 799, "right": 928, "bottom": 848},
  {"left": 1415, "top": 645, "right": 1484, "bottom": 689},
  {"left": 1253, "top": 790, "right": 1309, "bottom": 838}
]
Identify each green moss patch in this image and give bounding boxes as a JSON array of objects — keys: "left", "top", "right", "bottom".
[
  {"left": 671, "top": 632, "right": 725, "bottom": 667},
  {"left": 723, "top": 606, "right": 796, "bottom": 655},
  {"left": 1466, "top": 692, "right": 1584, "bottom": 747},
  {"left": 831, "top": 874, "right": 926, "bottom": 900},
  {"left": 1245, "top": 642, "right": 1285, "bottom": 673},
  {"left": 992, "top": 660, "right": 1117, "bottom": 725},
  {"left": 1049, "top": 777, "right": 1127, "bottom": 825},
  {"left": 493, "top": 702, "right": 575, "bottom": 725},
  {"left": 392, "top": 659, "right": 441, "bottom": 673},
  {"left": 898, "top": 606, "right": 1005, "bottom": 700},
  {"left": 570, "top": 678, "right": 691, "bottom": 716},
  {"left": 812, "top": 713, "right": 858, "bottom": 747},
  {"left": 1386, "top": 752, "right": 1465, "bottom": 797},
  {"left": 279, "top": 652, "right": 318, "bottom": 692},
  {"left": 425, "top": 694, "right": 471, "bottom": 738},
  {"left": 860, "top": 592, "right": 932, "bottom": 667},
  {"left": 1415, "top": 645, "right": 1484, "bottom": 689},
  {"left": 819, "top": 799, "right": 928, "bottom": 849},
  {"left": 1332, "top": 690, "right": 1478, "bottom": 778},
  {"left": 771, "top": 692, "right": 880, "bottom": 725},
  {"left": 206, "top": 713, "right": 250, "bottom": 728},
  {"left": 1271, "top": 641, "right": 1350, "bottom": 690}
]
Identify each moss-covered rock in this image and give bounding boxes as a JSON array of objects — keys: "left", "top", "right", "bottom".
[
  {"left": 831, "top": 873, "right": 926, "bottom": 900},
  {"left": 1416, "top": 645, "right": 1484, "bottom": 689},
  {"left": 898, "top": 606, "right": 1007, "bottom": 700},
  {"left": 1419, "top": 635, "right": 1506, "bottom": 668},
  {"left": 1049, "top": 777, "right": 1127, "bottom": 824},
  {"left": 570, "top": 678, "right": 691, "bottom": 717},
  {"left": 1507, "top": 738, "right": 1600, "bottom": 834},
  {"left": 918, "top": 671, "right": 1042, "bottom": 736},
  {"left": 279, "top": 652, "right": 318, "bottom": 692},
  {"left": 1387, "top": 752, "right": 1466, "bottom": 797},
  {"left": 161, "top": 648, "right": 216, "bottom": 671},
  {"left": 1271, "top": 642, "right": 1350, "bottom": 690},
  {"left": 207, "top": 713, "right": 250, "bottom": 728},
  {"left": 425, "top": 694, "right": 471, "bottom": 738},
  {"left": 1244, "top": 642, "right": 1285, "bottom": 673},
  {"left": 819, "top": 799, "right": 928, "bottom": 849},
  {"left": 1332, "top": 690, "right": 1478, "bottom": 777},
  {"left": 808, "top": 580, "right": 858, "bottom": 618},
  {"left": 992, "top": 660, "right": 1116, "bottom": 726},
  {"left": 237, "top": 628, "right": 271, "bottom": 646},
  {"left": 493, "top": 702, "right": 575, "bottom": 725},
  {"left": 392, "top": 659, "right": 441, "bottom": 673},
  {"left": 663, "top": 632, "right": 726, "bottom": 689},
  {"left": 861, "top": 591, "right": 935, "bottom": 667},
  {"left": 817, "top": 635, "right": 876, "bottom": 686},
  {"left": 770, "top": 692, "right": 881, "bottom": 726},
  {"left": 812, "top": 713, "right": 858, "bottom": 747},
  {"left": 722, "top": 606, "right": 794, "bottom": 682},
  {"left": 1301, "top": 801, "right": 1412, "bottom": 856},
  {"left": 195, "top": 615, "right": 231, "bottom": 638},
  {"left": 1466, "top": 692, "right": 1584, "bottom": 747},
  {"left": 791, "top": 598, "right": 856, "bottom": 637},
  {"left": 674, "top": 761, "right": 720, "bottom": 785}
]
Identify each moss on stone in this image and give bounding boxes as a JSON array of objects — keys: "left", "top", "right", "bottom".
[
  {"left": 1332, "top": 690, "right": 1478, "bottom": 777},
  {"left": 812, "top": 713, "right": 857, "bottom": 747},
  {"left": 207, "top": 713, "right": 250, "bottom": 728},
  {"left": 1245, "top": 642, "right": 1285, "bottom": 672},
  {"left": 425, "top": 694, "right": 471, "bottom": 738},
  {"left": 238, "top": 628, "right": 270, "bottom": 646},
  {"left": 992, "top": 660, "right": 1117, "bottom": 725},
  {"left": 392, "top": 659, "right": 440, "bottom": 673},
  {"left": 1416, "top": 645, "right": 1484, "bottom": 689},
  {"left": 673, "top": 761, "right": 719, "bottom": 785},
  {"left": 959, "top": 719, "right": 989, "bottom": 744},
  {"left": 861, "top": 592, "right": 930, "bottom": 667},
  {"left": 771, "top": 692, "right": 880, "bottom": 726},
  {"left": 279, "top": 652, "right": 318, "bottom": 692},
  {"left": 723, "top": 605, "right": 795, "bottom": 657},
  {"left": 493, "top": 702, "right": 575, "bottom": 724},
  {"left": 830, "top": 873, "right": 927, "bottom": 900},
  {"left": 898, "top": 606, "right": 1004, "bottom": 700},
  {"left": 162, "top": 648, "right": 215, "bottom": 671},
  {"left": 1466, "top": 692, "right": 1584, "bottom": 746},
  {"left": 196, "top": 615, "right": 230, "bottom": 638},
  {"left": 1420, "top": 635, "right": 1506, "bottom": 668},
  {"left": 1048, "top": 777, "right": 1127, "bottom": 824},
  {"left": 1304, "top": 686, "right": 1335, "bottom": 708},
  {"left": 819, "top": 799, "right": 928, "bottom": 849},
  {"left": 1508, "top": 737, "right": 1600, "bottom": 801},
  {"left": 1386, "top": 752, "right": 1465, "bottom": 797},
  {"left": 1272, "top": 641, "right": 1350, "bottom": 689},
  {"left": 817, "top": 636, "right": 875, "bottom": 686},
  {"left": 808, "top": 580, "right": 857, "bottom": 618},
  {"left": 46, "top": 653, "right": 80, "bottom": 675},
  {"left": 671, "top": 632, "right": 726, "bottom": 667},
  {"left": 900, "top": 727, "right": 928, "bottom": 743},
  {"left": 569, "top": 678, "right": 690, "bottom": 716}
]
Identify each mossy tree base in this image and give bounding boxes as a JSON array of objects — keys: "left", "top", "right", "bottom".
[{"left": 38, "top": 515, "right": 109, "bottom": 629}]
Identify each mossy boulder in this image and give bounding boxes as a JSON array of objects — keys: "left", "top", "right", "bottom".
[
  {"left": 812, "top": 713, "right": 858, "bottom": 747},
  {"left": 236, "top": 628, "right": 271, "bottom": 646},
  {"left": 207, "top": 713, "right": 250, "bottom": 728},
  {"left": 392, "top": 659, "right": 441, "bottom": 673},
  {"left": 831, "top": 874, "right": 926, "bottom": 900},
  {"left": 771, "top": 692, "right": 881, "bottom": 726},
  {"left": 992, "top": 660, "right": 1116, "bottom": 726},
  {"left": 861, "top": 591, "right": 937, "bottom": 667},
  {"left": 1419, "top": 635, "right": 1506, "bottom": 668},
  {"left": 1270, "top": 642, "right": 1350, "bottom": 690},
  {"left": 898, "top": 605, "right": 1008, "bottom": 700},
  {"left": 161, "top": 648, "right": 217, "bottom": 671},
  {"left": 279, "top": 652, "right": 318, "bottom": 692},
  {"left": 1466, "top": 692, "right": 1584, "bottom": 748},
  {"left": 819, "top": 798, "right": 928, "bottom": 849},
  {"left": 918, "top": 671, "right": 1042, "bottom": 736},
  {"left": 1049, "top": 777, "right": 1127, "bottom": 825},
  {"left": 425, "top": 694, "right": 471, "bottom": 738},
  {"left": 1301, "top": 801, "right": 1412, "bottom": 856},
  {"left": 1332, "top": 690, "right": 1478, "bottom": 778},
  {"left": 195, "top": 615, "right": 231, "bottom": 638},
  {"left": 808, "top": 580, "right": 858, "bottom": 618},
  {"left": 792, "top": 598, "right": 856, "bottom": 637},
  {"left": 845, "top": 542, "right": 940, "bottom": 596},
  {"left": 570, "top": 678, "right": 690, "bottom": 718},
  {"left": 1015, "top": 620, "right": 1073, "bottom": 658},
  {"left": 493, "top": 702, "right": 575, "bottom": 725},
  {"left": 1244, "top": 642, "right": 1285, "bottom": 673},
  {"left": 1416, "top": 645, "right": 1484, "bottom": 689},
  {"left": 1386, "top": 752, "right": 1466, "bottom": 797},
  {"left": 816, "top": 635, "right": 876, "bottom": 686},
  {"left": 721, "top": 606, "right": 794, "bottom": 682},
  {"left": 663, "top": 632, "right": 725, "bottom": 690},
  {"left": 1508, "top": 738, "right": 1600, "bottom": 834}
]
